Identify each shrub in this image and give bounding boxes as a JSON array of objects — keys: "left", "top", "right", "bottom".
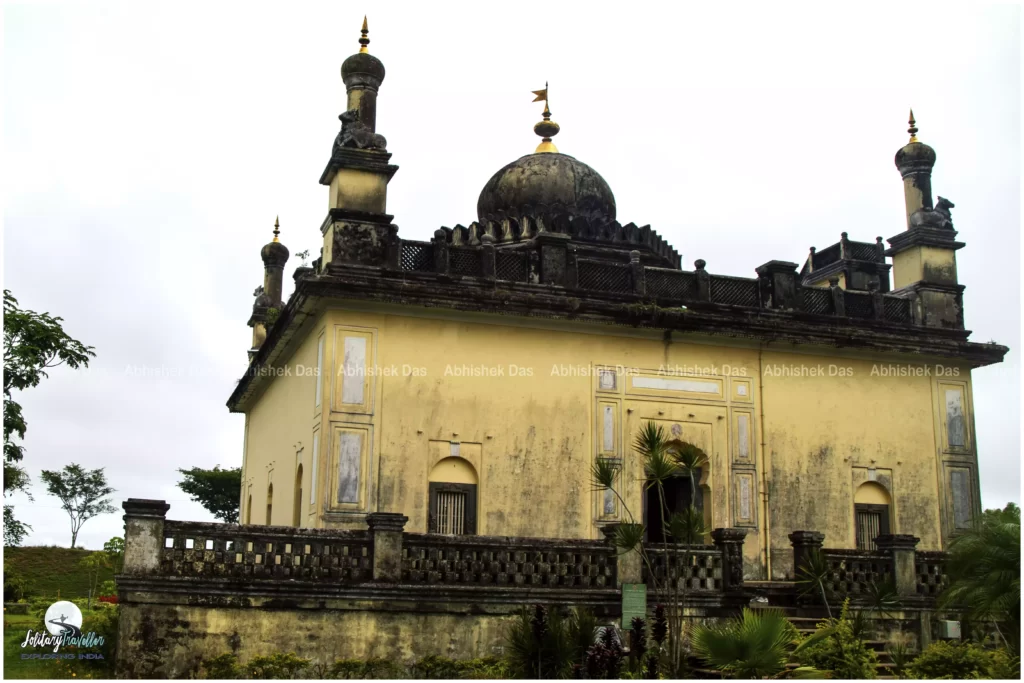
[
  {"left": 988, "top": 648, "right": 1021, "bottom": 680},
  {"left": 409, "top": 654, "right": 509, "bottom": 679},
  {"left": 907, "top": 640, "right": 994, "bottom": 679},
  {"left": 200, "top": 653, "right": 243, "bottom": 679},
  {"left": 246, "top": 652, "right": 312, "bottom": 679},
  {"left": 795, "top": 602, "right": 877, "bottom": 679}
]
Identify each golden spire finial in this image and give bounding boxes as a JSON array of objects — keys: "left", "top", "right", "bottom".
[
  {"left": 907, "top": 108, "right": 919, "bottom": 143},
  {"left": 359, "top": 16, "right": 369, "bottom": 54},
  {"left": 531, "top": 81, "right": 560, "bottom": 153},
  {"left": 273, "top": 216, "right": 280, "bottom": 243}
]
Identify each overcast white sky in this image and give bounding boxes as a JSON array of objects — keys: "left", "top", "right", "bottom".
[{"left": 2, "top": 2, "right": 1019, "bottom": 549}]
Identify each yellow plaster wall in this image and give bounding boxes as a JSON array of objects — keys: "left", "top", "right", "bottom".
[
  {"left": 242, "top": 317, "right": 324, "bottom": 528},
  {"left": 242, "top": 304, "right": 971, "bottom": 579}
]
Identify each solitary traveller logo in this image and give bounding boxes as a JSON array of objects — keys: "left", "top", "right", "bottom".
[{"left": 20, "top": 600, "right": 105, "bottom": 659}]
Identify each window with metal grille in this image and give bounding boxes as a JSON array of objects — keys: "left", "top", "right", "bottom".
[
  {"left": 854, "top": 503, "right": 890, "bottom": 550},
  {"left": 428, "top": 482, "right": 477, "bottom": 535},
  {"left": 435, "top": 490, "right": 467, "bottom": 534}
]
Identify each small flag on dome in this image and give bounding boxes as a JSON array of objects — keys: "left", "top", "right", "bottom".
[{"left": 531, "top": 84, "right": 548, "bottom": 103}]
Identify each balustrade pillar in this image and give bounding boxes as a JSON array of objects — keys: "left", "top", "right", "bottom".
[
  {"left": 630, "top": 250, "right": 646, "bottom": 295},
  {"left": 876, "top": 534, "right": 920, "bottom": 596},
  {"left": 711, "top": 528, "right": 747, "bottom": 593},
  {"left": 367, "top": 512, "right": 408, "bottom": 582},
  {"left": 431, "top": 230, "right": 449, "bottom": 275},
  {"left": 122, "top": 498, "right": 170, "bottom": 575},
  {"left": 789, "top": 530, "right": 825, "bottom": 580},
  {"left": 601, "top": 523, "right": 641, "bottom": 587},
  {"left": 695, "top": 259, "right": 711, "bottom": 301}
]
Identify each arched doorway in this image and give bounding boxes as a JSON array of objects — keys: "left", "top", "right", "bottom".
[
  {"left": 293, "top": 465, "right": 303, "bottom": 527},
  {"left": 854, "top": 482, "right": 892, "bottom": 550},
  {"left": 427, "top": 457, "right": 478, "bottom": 535},
  {"left": 266, "top": 483, "right": 274, "bottom": 525},
  {"left": 644, "top": 441, "right": 710, "bottom": 544}
]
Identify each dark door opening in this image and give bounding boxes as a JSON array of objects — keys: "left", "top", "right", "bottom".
[{"left": 644, "top": 469, "right": 703, "bottom": 544}]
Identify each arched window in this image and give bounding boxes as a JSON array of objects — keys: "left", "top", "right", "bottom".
[
  {"left": 245, "top": 494, "right": 252, "bottom": 524},
  {"left": 644, "top": 441, "right": 710, "bottom": 544},
  {"left": 427, "top": 457, "right": 478, "bottom": 535},
  {"left": 266, "top": 483, "right": 274, "bottom": 526},
  {"left": 293, "top": 465, "right": 303, "bottom": 527},
  {"left": 854, "top": 482, "right": 892, "bottom": 550}
]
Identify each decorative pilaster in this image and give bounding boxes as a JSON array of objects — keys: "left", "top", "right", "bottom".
[
  {"left": 876, "top": 534, "right": 920, "bottom": 597},
  {"left": 367, "top": 512, "right": 408, "bottom": 582},
  {"left": 121, "top": 499, "right": 170, "bottom": 575},
  {"left": 711, "top": 527, "right": 747, "bottom": 593}
]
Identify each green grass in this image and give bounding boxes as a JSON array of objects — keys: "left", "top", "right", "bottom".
[{"left": 5, "top": 546, "right": 115, "bottom": 600}]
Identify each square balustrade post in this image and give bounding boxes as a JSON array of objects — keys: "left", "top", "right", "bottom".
[
  {"left": 121, "top": 499, "right": 170, "bottom": 575},
  {"left": 367, "top": 512, "right": 408, "bottom": 582},
  {"left": 602, "top": 523, "right": 641, "bottom": 587},
  {"left": 712, "top": 528, "right": 748, "bottom": 593},
  {"left": 876, "top": 534, "right": 920, "bottom": 597},
  {"left": 789, "top": 530, "right": 825, "bottom": 580}
]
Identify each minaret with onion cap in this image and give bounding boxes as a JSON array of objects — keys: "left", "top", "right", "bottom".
[
  {"left": 318, "top": 17, "right": 399, "bottom": 271},
  {"left": 894, "top": 110, "right": 937, "bottom": 228},
  {"left": 249, "top": 217, "right": 289, "bottom": 359},
  {"left": 884, "top": 111, "right": 966, "bottom": 328}
]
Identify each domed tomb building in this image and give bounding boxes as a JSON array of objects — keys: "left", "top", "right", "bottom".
[{"left": 227, "top": 31, "right": 1005, "bottom": 583}]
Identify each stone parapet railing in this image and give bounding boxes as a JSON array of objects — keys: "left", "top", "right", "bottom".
[
  {"left": 400, "top": 532, "right": 617, "bottom": 588},
  {"left": 122, "top": 500, "right": 748, "bottom": 601},
  {"left": 389, "top": 237, "right": 917, "bottom": 326},
  {"left": 160, "top": 519, "right": 373, "bottom": 582},
  {"left": 642, "top": 545, "right": 725, "bottom": 593},
  {"left": 789, "top": 530, "right": 948, "bottom": 602}
]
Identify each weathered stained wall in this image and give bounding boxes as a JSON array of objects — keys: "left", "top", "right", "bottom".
[
  {"left": 240, "top": 301, "right": 980, "bottom": 580},
  {"left": 116, "top": 601, "right": 513, "bottom": 679}
]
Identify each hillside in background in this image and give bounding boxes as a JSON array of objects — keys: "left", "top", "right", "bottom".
[{"left": 4, "top": 546, "right": 116, "bottom": 599}]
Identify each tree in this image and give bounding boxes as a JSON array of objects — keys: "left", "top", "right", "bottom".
[
  {"left": 40, "top": 464, "right": 116, "bottom": 547},
  {"left": 80, "top": 550, "right": 112, "bottom": 609},
  {"left": 940, "top": 502, "right": 1020, "bottom": 654},
  {"left": 104, "top": 536, "right": 125, "bottom": 573},
  {"left": 591, "top": 421, "right": 709, "bottom": 676},
  {"left": 3, "top": 290, "right": 95, "bottom": 546},
  {"left": 177, "top": 465, "right": 242, "bottom": 523}
]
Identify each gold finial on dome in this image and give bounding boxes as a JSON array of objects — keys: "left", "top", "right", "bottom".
[
  {"left": 531, "top": 82, "right": 560, "bottom": 154},
  {"left": 359, "top": 16, "right": 370, "bottom": 54},
  {"left": 273, "top": 215, "right": 281, "bottom": 243},
  {"left": 907, "top": 108, "right": 919, "bottom": 143}
]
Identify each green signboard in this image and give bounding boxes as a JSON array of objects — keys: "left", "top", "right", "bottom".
[{"left": 621, "top": 583, "right": 647, "bottom": 626}]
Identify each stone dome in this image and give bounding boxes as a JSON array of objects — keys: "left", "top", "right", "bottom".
[{"left": 476, "top": 153, "right": 616, "bottom": 224}]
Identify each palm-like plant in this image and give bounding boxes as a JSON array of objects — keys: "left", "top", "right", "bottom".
[
  {"left": 795, "top": 548, "right": 833, "bottom": 618},
  {"left": 940, "top": 503, "right": 1020, "bottom": 654},
  {"left": 692, "top": 608, "right": 803, "bottom": 679}
]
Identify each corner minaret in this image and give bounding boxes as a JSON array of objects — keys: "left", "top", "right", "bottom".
[
  {"left": 885, "top": 112, "right": 966, "bottom": 329},
  {"left": 248, "top": 217, "right": 289, "bottom": 360},
  {"left": 894, "top": 110, "right": 936, "bottom": 227},
  {"left": 317, "top": 17, "right": 399, "bottom": 271}
]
